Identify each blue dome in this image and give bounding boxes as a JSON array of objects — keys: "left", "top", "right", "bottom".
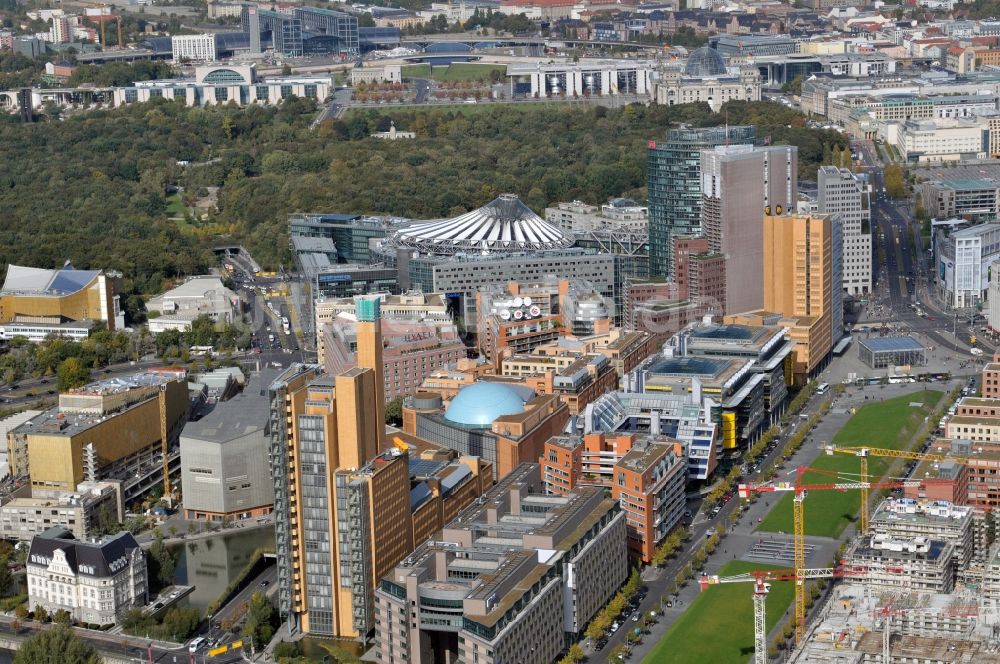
[{"left": 444, "top": 383, "right": 530, "bottom": 427}]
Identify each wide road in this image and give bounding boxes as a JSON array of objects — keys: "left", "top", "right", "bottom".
[
  {"left": 0, "top": 616, "right": 245, "bottom": 664},
  {"left": 855, "top": 140, "right": 992, "bottom": 357}
]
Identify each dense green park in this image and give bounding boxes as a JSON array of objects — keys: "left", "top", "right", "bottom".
[{"left": 0, "top": 97, "right": 848, "bottom": 323}]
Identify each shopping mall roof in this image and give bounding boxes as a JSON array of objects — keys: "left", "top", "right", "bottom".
[
  {"left": 385, "top": 194, "right": 574, "bottom": 256},
  {"left": 1, "top": 264, "right": 101, "bottom": 296}
]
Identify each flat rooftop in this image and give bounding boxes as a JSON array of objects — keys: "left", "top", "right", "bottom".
[
  {"left": 858, "top": 335, "right": 925, "bottom": 353},
  {"left": 645, "top": 355, "right": 732, "bottom": 378},
  {"left": 181, "top": 371, "right": 277, "bottom": 444},
  {"left": 65, "top": 370, "right": 180, "bottom": 397}
]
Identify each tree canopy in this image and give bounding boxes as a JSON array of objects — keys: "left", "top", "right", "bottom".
[
  {"left": 0, "top": 98, "right": 847, "bottom": 310},
  {"left": 13, "top": 625, "right": 102, "bottom": 664}
]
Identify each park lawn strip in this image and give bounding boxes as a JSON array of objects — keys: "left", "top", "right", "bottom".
[
  {"left": 642, "top": 561, "right": 794, "bottom": 664},
  {"left": 756, "top": 390, "right": 943, "bottom": 538},
  {"left": 401, "top": 63, "right": 506, "bottom": 82}
]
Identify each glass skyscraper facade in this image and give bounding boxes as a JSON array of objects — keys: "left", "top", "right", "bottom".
[{"left": 647, "top": 125, "right": 757, "bottom": 278}]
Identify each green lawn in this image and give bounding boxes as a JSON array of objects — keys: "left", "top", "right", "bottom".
[
  {"left": 643, "top": 561, "right": 794, "bottom": 664},
  {"left": 401, "top": 63, "right": 506, "bottom": 82},
  {"left": 756, "top": 390, "right": 942, "bottom": 538},
  {"left": 165, "top": 193, "right": 185, "bottom": 216}
]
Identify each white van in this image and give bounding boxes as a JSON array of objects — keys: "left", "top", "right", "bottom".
[
  {"left": 816, "top": 383, "right": 830, "bottom": 395},
  {"left": 189, "top": 637, "right": 207, "bottom": 653}
]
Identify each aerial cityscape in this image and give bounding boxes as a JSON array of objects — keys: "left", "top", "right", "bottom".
[{"left": 5, "top": 0, "right": 1000, "bottom": 662}]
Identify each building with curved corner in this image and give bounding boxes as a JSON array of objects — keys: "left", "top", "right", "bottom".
[
  {"left": 402, "top": 382, "right": 569, "bottom": 480},
  {"left": 373, "top": 464, "right": 627, "bottom": 664},
  {"left": 0, "top": 264, "right": 122, "bottom": 332}
]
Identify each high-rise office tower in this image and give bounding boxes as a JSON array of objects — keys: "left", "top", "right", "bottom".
[
  {"left": 700, "top": 144, "right": 798, "bottom": 314},
  {"left": 760, "top": 213, "right": 840, "bottom": 380},
  {"left": 647, "top": 125, "right": 756, "bottom": 278},
  {"left": 269, "top": 296, "right": 491, "bottom": 639},
  {"left": 355, "top": 296, "right": 386, "bottom": 450},
  {"left": 817, "top": 165, "right": 872, "bottom": 297}
]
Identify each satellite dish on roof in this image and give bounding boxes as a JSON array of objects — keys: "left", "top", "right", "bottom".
[
  {"left": 513, "top": 309, "right": 524, "bottom": 320},
  {"left": 529, "top": 305, "right": 541, "bottom": 317},
  {"left": 523, "top": 296, "right": 533, "bottom": 307},
  {"left": 500, "top": 309, "right": 512, "bottom": 320},
  {"left": 513, "top": 297, "right": 524, "bottom": 307}
]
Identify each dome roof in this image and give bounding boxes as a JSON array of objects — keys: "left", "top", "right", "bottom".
[
  {"left": 444, "top": 382, "right": 532, "bottom": 427},
  {"left": 387, "top": 194, "right": 574, "bottom": 256},
  {"left": 685, "top": 47, "right": 728, "bottom": 77}
]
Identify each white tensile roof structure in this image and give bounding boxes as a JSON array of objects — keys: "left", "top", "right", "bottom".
[{"left": 387, "top": 194, "right": 574, "bottom": 256}]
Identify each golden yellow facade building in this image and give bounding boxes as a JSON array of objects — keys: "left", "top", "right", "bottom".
[
  {"left": 10, "top": 371, "right": 188, "bottom": 497},
  {"left": 269, "top": 296, "right": 493, "bottom": 640},
  {"left": 0, "top": 265, "right": 121, "bottom": 330},
  {"left": 726, "top": 213, "right": 835, "bottom": 385}
]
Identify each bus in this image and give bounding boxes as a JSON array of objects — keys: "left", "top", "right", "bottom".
[{"left": 815, "top": 382, "right": 830, "bottom": 395}]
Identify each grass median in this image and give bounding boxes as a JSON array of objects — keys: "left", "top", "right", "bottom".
[
  {"left": 756, "top": 390, "right": 942, "bottom": 538},
  {"left": 642, "top": 561, "right": 794, "bottom": 664}
]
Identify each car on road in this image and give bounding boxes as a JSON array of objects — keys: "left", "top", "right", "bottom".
[{"left": 260, "top": 580, "right": 270, "bottom": 588}]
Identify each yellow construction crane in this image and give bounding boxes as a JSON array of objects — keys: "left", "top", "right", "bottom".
[
  {"left": 823, "top": 445, "right": 971, "bottom": 533},
  {"left": 699, "top": 562, "right": 906, "bottom": 664},
  {"left": 739, "top": 467, "right": 930, "bottom": 645}
]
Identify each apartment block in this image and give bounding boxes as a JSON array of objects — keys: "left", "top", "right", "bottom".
[
  {"left": 845, "top": 534, "right": 955, "bottom": 593},
  {"left": 0, "top": 481, "right": 123, "bottom": 542},
  {"left": 171, "top": 33, "right": 218, "bottom": 62},
  {"left": 541, "top": 433, "right": 687, "bottom": 562},
  {"left": 373, "top": 464, "right": 628, "bottom": 664},
  {"left": 870, "top": 498, "right": 976, "bottom": 570},
  {"left": 585, "top": 391, "right": 719, "bottom": 481}
]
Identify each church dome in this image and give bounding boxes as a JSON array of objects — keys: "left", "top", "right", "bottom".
[{"left": 685, "top": 47, "right": 728, "bottom": 77}]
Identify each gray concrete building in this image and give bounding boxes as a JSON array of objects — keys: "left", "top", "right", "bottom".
[
  {"left": 179, "top": 371, "right": 276, "bottom": 521},
  {"left": 373, "top": 464, "right": 628, "bottom": 664},
  {"left": 817, "top": 166, "right": 873, "bottom": 296}
]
